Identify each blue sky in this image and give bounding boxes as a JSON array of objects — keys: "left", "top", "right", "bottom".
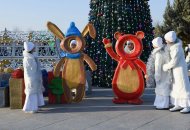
[{"left": 0, "top": 0, "right": 174, "bottom": 31}]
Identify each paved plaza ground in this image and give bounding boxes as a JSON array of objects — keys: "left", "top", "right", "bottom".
[{"left": 0, "top": 88, "right": 190, "bottom": 130}]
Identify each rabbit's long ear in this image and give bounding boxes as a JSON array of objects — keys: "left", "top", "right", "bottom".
[
  {"left": 47, "top": 21, "right": 65, "bottom": 40},
  {"left": 82, "top": 23, "right": 96, "bottom": 39}
]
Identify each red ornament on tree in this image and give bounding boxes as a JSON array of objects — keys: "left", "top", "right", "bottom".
[{"left": 97, "top": 13, "right": 103, "bottom": 17}]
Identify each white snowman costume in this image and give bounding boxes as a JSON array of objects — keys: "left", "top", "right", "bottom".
[
  {"left": 22, "top": 42, "right": 45, "bottom": 113},
  {"left": 163, "top": 31, "right": 190, "bottom": 113},
  {"left": 151, "top": 37, "right": 172, "bottom": 109}
]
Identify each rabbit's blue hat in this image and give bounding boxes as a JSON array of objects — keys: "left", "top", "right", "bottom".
[{"left": 65, "top": 22, "right": 81, "bottom": 37}]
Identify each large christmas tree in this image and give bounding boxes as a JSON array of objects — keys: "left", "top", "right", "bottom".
[{"left": 85, "top": 0, "right": 154, "bottom": 87}]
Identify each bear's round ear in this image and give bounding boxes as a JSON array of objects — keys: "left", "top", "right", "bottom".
[
  {"left": 136, "top": 31, "right": 144, "bottom": 40},
  {"left": 114, "top": 32, "right": 122, "bottom": 40}
]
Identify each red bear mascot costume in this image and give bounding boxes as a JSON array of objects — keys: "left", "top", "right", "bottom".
[{"left": 102, "top": 31, "right": 146, "bottom": 104}]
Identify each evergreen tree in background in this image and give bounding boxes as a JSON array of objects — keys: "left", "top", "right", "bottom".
[
  {"left": 85, "top": 0, "right": 154, "bottom": 88},
  {"left": 154, "top": 0, "right": 175, "bottom": 37},
  {"left": 175, "top": 0, "right": 190, "bottom": 44},
  {"left": 155, "top": 0, "right": 190, "bottom": 45}
]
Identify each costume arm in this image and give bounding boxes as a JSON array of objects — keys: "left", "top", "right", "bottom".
[
  {"left": 163, "top": 47, "right": 180, "bottom": 71},
  {"left": 186, "top": 54, "right": 190, "bottom": 63},
  {"left": 134, "top": 59, "right": 146, "bottom": 74},
  {"left": 102, "top": 38, "right": 120, "bottom": 62},
  {"left": 23, "top": 58, "right": 37, "bottom": 75},
  {"left": 154, "top": 53, "right": 162, "bottom": 81},
  {"left": 83, "top": 53, "right": 97, "bottom": 71},
  {"left": 53, "top": 58, "right": 65, "bottom": 77}
]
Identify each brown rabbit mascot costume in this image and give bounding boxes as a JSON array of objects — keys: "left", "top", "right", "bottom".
[{"left": 47, "top": 21, "right": 97, "bottom": 103}]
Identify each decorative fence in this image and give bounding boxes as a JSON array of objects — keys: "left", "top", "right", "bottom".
[{"left": 0, "top": 29, "right": 60, "bottom": 71}]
